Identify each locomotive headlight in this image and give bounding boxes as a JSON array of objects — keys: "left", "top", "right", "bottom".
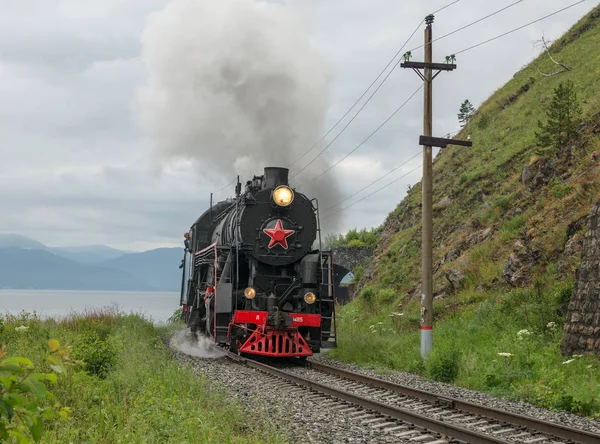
[
  {"left": 244, "top": 287, "right": 256, "bottom": 299},
  {"left": 304, "top": 292, "right": 316, "bottom": 304},
  {"left": 273, "top": 185, "right": 294, "bottom": 207}
]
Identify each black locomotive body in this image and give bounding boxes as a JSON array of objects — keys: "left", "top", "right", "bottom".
[{"left": 179, "top": 167, "right": 337, "bottom": 357}]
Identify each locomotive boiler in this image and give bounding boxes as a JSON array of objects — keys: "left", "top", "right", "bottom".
[{"left": 179, "top": 167, "right": 338, "bottom": 357}]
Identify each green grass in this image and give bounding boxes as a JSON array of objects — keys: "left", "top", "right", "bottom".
[
  {"left": 334, "top": 5, "right": 600, "bottom": 418},
  {"left": 332, "top": 279, "right": 600, "bottom": 417},
  {"left": 0, "top": 309, "right": 287, "bottom": 443}
]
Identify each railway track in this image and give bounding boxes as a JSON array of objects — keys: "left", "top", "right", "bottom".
[{"left": 224, "top": 352, "right": 600, "bottom": 444}]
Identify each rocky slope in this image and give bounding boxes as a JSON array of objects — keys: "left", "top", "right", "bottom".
[{"left": 351, "top": 5, "right": 600, "bottom": 311}]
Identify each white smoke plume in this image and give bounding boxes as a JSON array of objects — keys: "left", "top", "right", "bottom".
[
  {"left": 138, "top": 0, "right": 342, "bottom": 230},
  {"left": 169, "top": 329, "right": 225, "bottom": 358}
]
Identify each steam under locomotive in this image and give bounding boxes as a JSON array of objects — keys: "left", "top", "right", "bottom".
[{"left": 179, "top": 166, "right": 342, "bottom": 357}]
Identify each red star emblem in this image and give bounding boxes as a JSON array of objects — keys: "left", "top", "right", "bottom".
[{"left": 263, "top": 219, "right": 295, "bottom": 249}]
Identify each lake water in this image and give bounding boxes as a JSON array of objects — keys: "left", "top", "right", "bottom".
[{"left": 0, "top": 289, "right": 180, "bottom": 325}]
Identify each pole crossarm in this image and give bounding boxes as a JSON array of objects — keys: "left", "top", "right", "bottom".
[
  {"left": 400, "top": 61, "right": 456, "bottom": 71},
  {"left": 400, "top": 62, "right": 456, "bottom": 82},
  {"left": 419, "top": 135, "right": 473, "bottom": 148}
]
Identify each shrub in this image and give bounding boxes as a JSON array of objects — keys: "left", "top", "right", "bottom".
[
  {"left": 324, "top": 227, "right": 381, "bottom": 248},
  {"left": 73, "top": 331, "right": 118, "bottom": 379},
  {"left": 477, "top": 113, "right": 491, "bottom": 130},
  {"left": 378, "top": 288, "right": 396, "bottom": 304},
  {"left": 167, "top": 307, "right": 183, "bottom": 325},
  {"left": 555, "top": 281, "right": 574, "bottom": 305},
  {"left": 347, "top": 239, "right": 367, "bottom": 248},
  {"left": 0, "top": 340, "right": 74, "bottom": 443},
  {"left": 360, "top": 287, "right": 375, "bottom": 306},
  {"left": 426, "top": 348, "right": 461, "bottom": 383}
]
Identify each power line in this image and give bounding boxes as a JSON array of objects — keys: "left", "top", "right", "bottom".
[
  {"left": 286, "top": 19, "right": 423, "bottom": 169},
  {"left": 408, "top": 0, "right": 526, "bottom": 53},
  {"left": 322, "top": 165, "right": 422, "bottom": 220},
  {"left": 442, "top": 127, "right": 465, "bottom": 137},
  {"left": 322, "top": 0, "right": 590, "bottom": 223},
  {"left": 287, "top": 0, "right": 463, "bottom": 171},
  {"left": 293, "top": 1, "right": 528, "bottom": 181},
  {"left": 206, "top": 0, "right": 469, "bottom": 196},
  {"left": 208, "top": 1, "right": 464, "bottom": 190},
  {"left": 218, "top": 178, "right": 236, "bottom": 192},
  {"left": 322, "top": 151, "right": 422, "bottom": 214},
  {"left": 432, "top": 0, "right": 462, "bottom": 14},
  {"left": 304, "top": 85, "right": 423, "bottom": 183},
  {"left": 453, "top": 0, "right": 589, "bottom": 56},
  {"left": 289, "top": 22, "right": 424, "bottom": 178},
  {"left": 214, "top": 177, "right": 236, "bottom": 196}
]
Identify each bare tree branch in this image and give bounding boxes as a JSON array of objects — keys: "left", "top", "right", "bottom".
[
  {"left": 532, "top": 35, "right": 571, "bottom": 76},
  {"left": 540, "top": 36, "right": 571, "bottom": 71},
  {"left": 532, "top": 62, "right": 566, "bottom": 77}
]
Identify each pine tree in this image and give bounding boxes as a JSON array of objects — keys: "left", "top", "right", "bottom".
[
  {"left": 535, "top": 80, "right": 582, "bottom": 153},
  {"left": 457, "top": 99, "right": 475, "bottom": 126}
]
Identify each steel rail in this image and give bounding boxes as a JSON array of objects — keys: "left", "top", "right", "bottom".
[
  {"left": 309, "top": 361, "right": 600, "bottom": 444},
  {"left": 224, "top": 352, "right": 512, "bottom": 444}
]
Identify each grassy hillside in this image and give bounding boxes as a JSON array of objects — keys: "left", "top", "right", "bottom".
[{"left": 331, "top": 5, "right": 600, "bottom": 416}]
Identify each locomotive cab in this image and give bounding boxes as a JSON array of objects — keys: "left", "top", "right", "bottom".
[{"left": 179, "top": 166, "right": 337, "bottom": 358}]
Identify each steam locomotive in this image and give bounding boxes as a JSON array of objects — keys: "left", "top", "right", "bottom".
[{"left": 179, "top": 167, "right": 339, "bottom": 357}]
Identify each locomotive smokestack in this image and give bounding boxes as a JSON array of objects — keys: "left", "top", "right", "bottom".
[{"left": 263, "top": 167, "right": 289, "bottom": 189}]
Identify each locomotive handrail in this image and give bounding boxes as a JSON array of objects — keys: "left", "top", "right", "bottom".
[{"left": 194, "top": 242, "right": 218, "bottom": 256}]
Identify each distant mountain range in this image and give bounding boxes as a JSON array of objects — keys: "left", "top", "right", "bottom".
[{"left": 0, "top": 234, "right": 184, "bottom": 292}]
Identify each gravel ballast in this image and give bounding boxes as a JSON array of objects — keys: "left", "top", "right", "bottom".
[
  {"left": 169, "top": 330, "right": 423, "bottom": 443},
  {"left": 310, "top": 353, "right": 600, "bottom": 435},
  {"left": 168, "top": 330, "right": 600, "bottom": 442}
]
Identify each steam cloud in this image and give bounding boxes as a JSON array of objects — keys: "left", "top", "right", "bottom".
[
  {"left": 138, "top": 0, "right": 342, "bottom": 230},
  {"left": 169, "top": 329, "right": 225, "bottom": 358}
]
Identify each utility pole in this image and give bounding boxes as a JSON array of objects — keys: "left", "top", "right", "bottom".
[
  {"left": 422, "top": 14, "right": 434, "bottom": 361},
  {"left": 401, "top": 14, "right": 471, "bottom": 359}
]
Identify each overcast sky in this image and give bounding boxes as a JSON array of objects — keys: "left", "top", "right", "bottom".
[{"left": 0, "top": 0, "right": 595, "bottom": 251}]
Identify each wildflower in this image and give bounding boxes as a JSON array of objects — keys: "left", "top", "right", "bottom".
[
  {"left": 377, "top": 322, "right": 383, "bottom": 325},
  {"left": 547, "top": 321, "right": 556, "bottom": 329},
  {"left": 562, "top": 359, "right": 575, "bottom": 365},
  {"left": 369, "top": 325, "right": 375, "bottom": 329},
  {"left": 497, "top": 352, "right": 512, "bottom": 357},
  {"left": 15, "top": 325, "right": 29, "bottom": 332},
  {"left": 587, "top": 365, "right": 593, "bottom": 369},
  {"left": 389, "top": 312, "right": 404, "bottom": 317},
  {"left": 517, "top": 329, "right": 531, "bottom": 340}
]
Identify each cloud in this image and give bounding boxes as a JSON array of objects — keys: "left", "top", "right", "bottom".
[{"left": 0, "top": 0, "right": 592, "bottom": 250}]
